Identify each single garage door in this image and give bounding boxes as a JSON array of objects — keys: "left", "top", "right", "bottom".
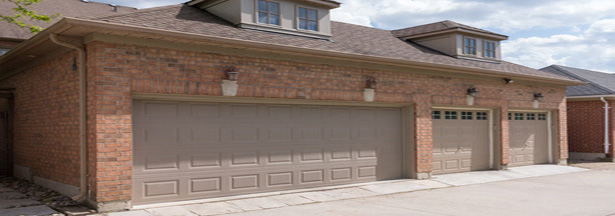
[
  {"left": 132, "top": 100, "right": 403, "bottom": 204},
  {"left": 432, "top": 110, "right": 490, "bottom": 175},
  {"left": 509, "top": 112, "right": 549, "bottom": 167}
]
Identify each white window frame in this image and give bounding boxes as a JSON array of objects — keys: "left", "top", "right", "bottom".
[
  {"left": 483, "top": 40, "right": 496, "bottom": 58},
  {"left": 256, "top": 0, "right": 281, "bottom": 26},
  {"left": 296, "top": 6, "right": 318, "bottom": 31},
  {"left": 463, "top": 37, "right": 477, "bottom": 56}
]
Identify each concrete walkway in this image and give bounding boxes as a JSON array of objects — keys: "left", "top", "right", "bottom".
[
  {"left": 100, "top": 165, "right": 588, "bottom": 216},
  {"left": 0, "top": 185, "right": 59, "bottom": 216}
]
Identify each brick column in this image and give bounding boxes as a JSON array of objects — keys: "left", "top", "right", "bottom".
[
  {"left": 500, "top": 103, "right": 510, "bottom": 168},
  {"left": 414, "top": 95, "right": 432, "bottom": 179},
  {"left": 86, "top": 43, "right": 133, "bottom": 211},
  {"left": 558, "top": 99, "right": 569, "bottom": 164}
]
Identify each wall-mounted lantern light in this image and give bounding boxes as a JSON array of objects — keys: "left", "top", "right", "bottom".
[
  {"left": 366, "top": 77, "right": 377, "bottom": 89},
  {"left": 504, "top": 78, "right": 514, "bottom": 84},
  {"left": 467, "top": 87, "right": 479, "bottom": 97},
  {"left": 224, "top": 66, "right": 239, "bottom": 81},
  {"left": 534, "top": 93, "right": 544, "bottom": 101}
]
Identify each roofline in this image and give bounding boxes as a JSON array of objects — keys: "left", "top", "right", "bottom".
[
  {"left": 543, "top": 65, "right": 614, "bottom": 94},
  {"left": 0, "top": 17, "right": 584, "bottom": 86},
  {"left": 396, "top": 27, "right": 509, "bottom": 41},
  {"left": 567, "top": 95, "right": 615, "bottom": 101}
]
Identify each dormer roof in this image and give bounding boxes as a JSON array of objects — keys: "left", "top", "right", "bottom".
[
  {"left": 187, "top": 0, "right": 341, "bottom": 9},
  {"left": 393, "top": 20, "right": 508, "bottom": 40}
]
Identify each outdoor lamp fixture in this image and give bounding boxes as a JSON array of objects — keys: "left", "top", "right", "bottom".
[
  {"left": 466, "top": 87, "right": 478, "bottom": 106},
  {"left": 533, "top": 93, "right": 544, "bottom": 108},
  {"left": 467, "top": 87, "right": 479, "bottom": 97},
  {"left": 504, "top": 78, "right": 514, "bottom": 84},
  {"left": 364, "top": 77, "right": 377, "bottom": 102},
  {"left": 366, "top": 77, "right": 377, "bottom": 89},
  {"left": 224, "top": 66, "right": 239, "bottom": 81}
]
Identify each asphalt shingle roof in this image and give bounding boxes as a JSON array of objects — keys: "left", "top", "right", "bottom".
[
  {"left": 540, "top": 65, "right": 615, "bottom": 96},
  {"left": 92, "top": 5, "right": 575, "bottom": 82},
  {"left": 0, "top": 0, "right": 136, "bottom": 40}
]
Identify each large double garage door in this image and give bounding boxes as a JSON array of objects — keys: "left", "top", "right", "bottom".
[
  {"left": 433, "top": 109, "right": 552, "bottom": 175},
  {"left": 132, "top": 100, "right": 403, "bottom": 205}
]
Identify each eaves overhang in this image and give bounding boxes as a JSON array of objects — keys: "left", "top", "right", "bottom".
[{"left": 0, "top": 17, "right": 584, "bottom": 86}]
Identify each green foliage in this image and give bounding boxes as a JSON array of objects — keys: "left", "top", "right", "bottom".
[{"left": 0, "top": 0, "right": 60, "bottom": 34}]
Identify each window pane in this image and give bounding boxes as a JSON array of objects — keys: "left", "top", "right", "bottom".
[
  {"left": 270, "top": 14, "right": 280, "bottom": 25},
  {"left": 269, "top": 2, "right": 279, "bottom": 14},
  {"left": 258, "top": 0, "right": 267, "bottom": 12},
  {"left": 432, "top": 111, "right": 441, "bottom": 119},
  {"left": 298, "top": 8, "right": 307, "bottom": 19},
  {"left": 527, "top": 113, "right": 536, "bottom": 120},
  {"left": 461, "top": 112, "right": 473, "bottom": 120},
  {"left": 299, "top": 19, "right": 307, "bottom": 30},
  {"left": 258, "top": 12, "right": 268, "bottom": 23},
  {"left": 515, "top": 113, "right": 523, "bottom": 120},
  {"left": 308, "top": 21, "right": 318, "bottom": 31},
  {"left": 308, "top": 9, "right": 317, "bottom": 20}
]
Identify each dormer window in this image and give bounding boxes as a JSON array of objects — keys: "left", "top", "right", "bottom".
[
  {"left": 484, "top": 41, "right": 496, "bottom": 58},
  {"left": 298, "top": 7, "right": 318, "bottom": 31},
  {"left": 258, "top": 0, "right": 280, "bottom": 25},
  {"left": 464, "top": 37, "right": 476, "bottom": 55}
]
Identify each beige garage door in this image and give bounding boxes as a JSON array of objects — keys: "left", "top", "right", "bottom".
[
  {"left": 132, "top": 100, "right": 403, "bottom": 204},
  {"left": 432, "top": 110, "right": 490, "bottom": 175},
  {"left": 509, "top": 112, "right": 549, "bottom": 167}
]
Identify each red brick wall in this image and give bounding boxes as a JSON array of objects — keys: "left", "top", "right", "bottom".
[
  {"left": 84, "top": 41, "right": 567, "bottom": 203},
  {"left": 0, "top": 52, "right": 81, "bottom": 187},
  {"left": 2, "top": 40, "right": 566, "bottom": 204},
  {"left": 567, "top": 100, "right": 607, "bottom": 153}
]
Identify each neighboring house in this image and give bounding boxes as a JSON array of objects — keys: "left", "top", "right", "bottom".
[
  {"left": 0, "top": 0, "right": 135, "bottom": 54},
  {"left": 541, "top": 65, "right": 615, "bottom": 161},
  {"left": 0, "top": 0, "right": 582, "bottom": 212}
]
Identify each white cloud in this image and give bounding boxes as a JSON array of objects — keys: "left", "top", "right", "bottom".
[
  {"left": 94, "top": 0, "right": 615, "bottom": 72},
  {"left": 331, "top": 0, "right": 615, "bottom": 72}
]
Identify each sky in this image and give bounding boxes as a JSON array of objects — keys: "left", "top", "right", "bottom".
[{"left": 93, "top": 0, "right": 615, "bottom": 73}]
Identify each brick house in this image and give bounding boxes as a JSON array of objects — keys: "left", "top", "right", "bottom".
[
  {"left": 0, "top": 0, "right": 582, "bottom": 212},
  {"left": 541, "top": 65, "right": 614, "bottom": 161}
]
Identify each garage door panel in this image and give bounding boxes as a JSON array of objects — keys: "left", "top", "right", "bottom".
[
  {"left": 509, "top": 112, "right": 549, "bottom": 167},
  {"left": 432, "top": 110, "right": 490, "bottom": 175},
  {"left": 133, "top": 101, "right": 402, "bottom": 204}
]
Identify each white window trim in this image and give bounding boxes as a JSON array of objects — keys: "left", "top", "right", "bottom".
[
  {"left": 255, "top": 0, "right": 282, "bottom": 26},
  {"left": 463, "top": 36, "right": 478, "bottom": 56},
  {"left": 295, "top": 5, "right": 319, "bottom": 32},
  {"left": 483, "top": 40, "right": 497, "bottom": 59}
]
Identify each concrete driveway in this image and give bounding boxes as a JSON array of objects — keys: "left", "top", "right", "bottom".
[{"left": 105, "top": 163, "right": 615, "bottom": 216}]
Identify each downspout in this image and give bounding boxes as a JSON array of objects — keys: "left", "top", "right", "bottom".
[
  {"left": 600, "top": 97, "right": 610, "bottom": 155},
  {"left": 49, "top": 34, "right": 87, "bottom": 202}
]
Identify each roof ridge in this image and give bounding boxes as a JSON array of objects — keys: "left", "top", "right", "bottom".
[{"left": 548, "top": 65, "right": 615, "bottom": 94}]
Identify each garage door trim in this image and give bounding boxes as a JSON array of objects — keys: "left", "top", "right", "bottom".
[
  {"left": 132, "top": 93, "right": 412, "bottom": 108},
  {"left": 509, "top": 109, "right": 554, "bottom": 163},
  {"left": 432, "top": 106, "right": 495, "bottom": 170}
]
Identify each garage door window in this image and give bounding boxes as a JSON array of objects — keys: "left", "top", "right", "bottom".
[
  {"left": 477, "top": 112, "right": 487, "bottom": 120},
  {"left": 445, "top": 111, "right": 457, "bottom": 119},
  {"left": 461, "top": 112, "right": 473, "bottom": 120},
  {"left": 432, "top": 111, "right": 441, "bottom": 119},
  {"left": 527, "top": 113, "right": 536, "bottom": 120},
  {"left": 508, "top": 113, "right": 512, "bottom": 120},
  {"left": 538, "top": 113, "right": 546, "bottom": 120},
  {"left": 514, "top": 113, "right": 524, "bottom": 120}
]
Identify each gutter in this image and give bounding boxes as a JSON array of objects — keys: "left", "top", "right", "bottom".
[
  {"left": 600, "top": 97, "right": 611, "bottom": 155},
  {"left": 49, "top": 34, "right": 88, "bottom": 202}
]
